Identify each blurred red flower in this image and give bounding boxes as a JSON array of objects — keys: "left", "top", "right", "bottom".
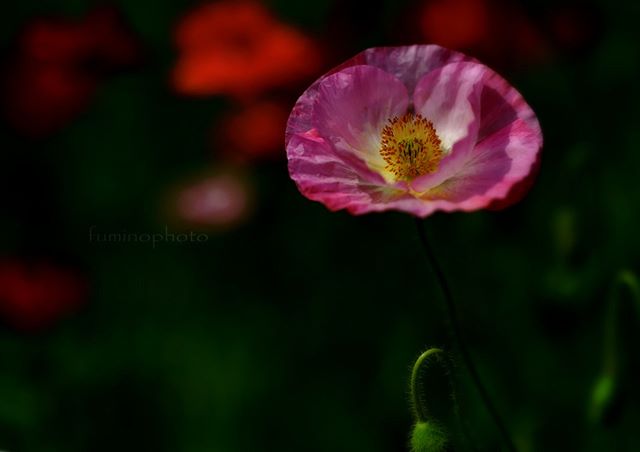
[
  {"left": 2, "top": 7, "right": 140, "bottom": 137},
  {"left": 217, "top": 100, "right": 289, "bottom": 161},
  {"left": 173, "top": 1, "right": 323, "bottom": 99},
  {"left": 421, "top": 0, "right": 490, "bottom": 50},
  {"left": 0, "top": 259, "right": 87, "bottom": 331},
  {"left": 418, "top": 0, "right": 550, "bottom": 68}
]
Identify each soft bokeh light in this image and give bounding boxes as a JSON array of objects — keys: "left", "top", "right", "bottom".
[{"left": 168, "top": 171, "right": 253, "bottom": 229}]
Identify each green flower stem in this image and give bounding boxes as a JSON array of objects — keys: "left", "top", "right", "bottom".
[
  {"left": 590, "top": 270, "right": 640, "bottom": 422},
  {"left": 410, "top": 348, "right": 445, "bottom": 423},
  {"left": 415, "top": 219, "right": 518, "bottom": 452},
  {"left": 409, "top": 348, "right": 450, "bottom": 452},
  {"left": 604, "top": 271, "right": 640, "bottom": 375}
]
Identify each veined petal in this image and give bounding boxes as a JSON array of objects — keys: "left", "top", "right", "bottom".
[
  {"left": 289, "top": 133, "right": 451, "bottom": 216},
  {"left": 287, "top": 132, "right": 392, "bottom": 212},
  {"left": 334, "top": 45, "right": 474, "bottom": 94},
  {"left": 310, "top": 65, "right": 409, "bottom": 176},
  {"left": 284, "top": 46, "right": 470, "bottom": 142},
  {"left": 413, "top": 62, "right": 486, "bottom": 153},
  {"left": 410, "top": 61, "right": 542, "bottom": 209},
  {"left": 437, "top": 118, "right": 541, "bottom": 208},
  {"left": 286, "top": 66, "right": 407, "bottom": 212},
  {"left": 409, "top": 62, "right": 486, "bottom": 192}
]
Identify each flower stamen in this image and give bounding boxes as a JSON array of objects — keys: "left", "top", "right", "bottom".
[{"left": 380, "top": 113, "right": 443, "bottom": 181}]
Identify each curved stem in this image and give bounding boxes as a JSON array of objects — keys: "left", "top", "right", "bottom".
[
  {"left": 590, "top": 270, "right": 640, "bottom": 423},
  {"left": 603, "top": 270, "right": 640, "bottom": 375},
  {"left": 415, "top": 219, "right": 518, "bottom": 452},
  {"left": 410, "top": 347, "right": 444, "bottom": 423}
]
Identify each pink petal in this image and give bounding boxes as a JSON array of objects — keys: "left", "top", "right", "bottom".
[
  {"left": 286, "top": 64, "right": 410, "bottom": 208},
  {"left": 410, "top": 61, "right": 542, "bottom": 209},
  {"left": 331, "top": 45, "right": 474, "bottom": 94},
  {"left": 487, "top": 151, "right": 541, "bottom": 210},
  {"left": 288, "top": 132, "right": 448, "bottom": 215},
  {"left": 287, "top": 132, "right": 387, "bottom": 212},
  {"left": 414, "top": 62, "right": 492, "bottom": 149},
  {"left": 310, "top": 65, "right": 409, "bottom": 174},
  {"left": 411, "top": 62, "right": 486, "bottom": 193},
  {"left": 437, "top": 118, "right": 541, "bottom": 210},
  {"left": 289, "top": 131, "right": 457, "bottom": 216},
  {"left": 286, "top": 45, "right": 471, "bottom": 141}
]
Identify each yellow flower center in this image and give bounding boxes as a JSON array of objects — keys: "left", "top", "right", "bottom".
[{"left": 379, "top": 113, "right": 443, "bottom": 181}]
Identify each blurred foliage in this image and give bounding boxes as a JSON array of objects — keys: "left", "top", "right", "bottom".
[{"left": 1, "top": 0, "right": 640, "bottom": 451}]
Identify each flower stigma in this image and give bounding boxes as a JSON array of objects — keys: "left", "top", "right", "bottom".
[{"left": 380, "top": 113, "right": 443, "bottom": 181}]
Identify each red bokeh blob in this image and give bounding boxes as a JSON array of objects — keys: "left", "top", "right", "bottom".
[
  {"left": 419, "top": 0, "right": 550, "bottom": 69},
  {"left": 217, "top": 100, "right": 290, "bottom": 161},
  {"left": 421, "top": 0, "right": 491, "bottom": 50},
  {"left": 173, "top": 1, "right": 323, "bottom": 99},
  {"left": 2, "top": 7, "right": 140, "bottom": 137},
  {"left": 0, "top": 259, "right": 87, "bottom": 331}
]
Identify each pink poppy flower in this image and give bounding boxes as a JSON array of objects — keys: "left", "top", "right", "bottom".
[{"left": 285, "top": 45, "right": 542, "bottom": 217}]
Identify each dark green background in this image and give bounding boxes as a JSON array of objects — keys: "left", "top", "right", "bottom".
[{"left": 1, "top": 0, "right": 639, "bottom": 450}]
